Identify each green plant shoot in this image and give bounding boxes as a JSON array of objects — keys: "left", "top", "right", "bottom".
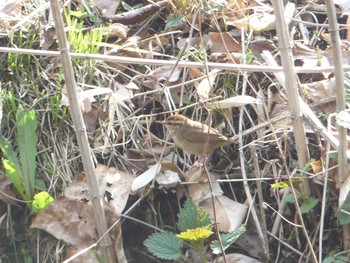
[{"left": 0, "top": 107, "right": 38, "bottom": 207}]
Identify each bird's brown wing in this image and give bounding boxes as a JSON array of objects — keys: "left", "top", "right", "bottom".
[{"left": 183, "top": 124, "right": 228, "bottom": 144}]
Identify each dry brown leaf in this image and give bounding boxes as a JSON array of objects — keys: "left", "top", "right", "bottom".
[
  {"left": 0, "top": 176, "right": 18, "bottom": 206},
  {"left": 200, "top": 195, "right": 247, "bottom": 232},
  {"left": 102, "top": 1, "right": 168, "bottom": 25},
  {"left": 208, "top": 32, "right": 242, "bottom": 53},
  {"left": 155, "top": 170, "right": 181, "bottom": 188},
  {"left": 94, "top": 0, "right": 121, "bottom": 16},
  {"left": 228, "top": 2, "right": 295, "bottom": 32},
  {"left": 31, "top": 196, "right": 97, "bottom": 246},
  {"left": 184, "top": 163, "right": 246, "bottom": 232},
  {"left": 250, "top": 39, "right": 277, "bottom": 60},
  {"left": 150, "top": 66, "right": 182, "bottom": 83},
  {"left": 188, "top": 68, "right": 203, "bottom": 79},
  {"left": 229, "top": 13, "right": 276, "bottom": 32},
  {"left": 31, "top": 196, "right": 119, "bottom": 263},
  {"left": 64, "top": 164, "right": 132, "bottom": 215},
  {"left": 302, "top": 78, "right": 336, "bottom": 112},
  {"left": 185, "top": 164, "right": 222, "bottom": 205},
  {"left": 104, "top": 167, "right": 134, "bottom": 215}
]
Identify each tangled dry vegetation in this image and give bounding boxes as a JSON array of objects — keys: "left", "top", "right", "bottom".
[{"left": 1, "top": 0, "right": 350, "bottom": 262}]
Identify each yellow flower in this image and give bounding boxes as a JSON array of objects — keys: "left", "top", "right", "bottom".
[{"left": 177, "top": 226, "right": 213, "bottom": 241}]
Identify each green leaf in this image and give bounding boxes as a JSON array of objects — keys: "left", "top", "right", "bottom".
[
  {"left": 327, "top": 151, "right": 338, "bottom": 161},
  {"left": 69, "top": 11, "right": 89, "bottom": 19},
  {"left": 177, "top": 200, "right": 212, "bottom": 232},
  {"left": 337, "top": 204, "right": 350, "bottom": 225},
  {"left": 17, "top": 108, "right": 38, "bottom": 200},
  {"left": 324, "top": 252, "right": 349, "bottom": 263},
  {"left": 3, "top": 159, "right": 27, "bottom": 201},
  {"left": 0, "top": 133, "right": 22, "bottom": 175},
  {"left": 165, "top": 15, "right": 183, "bottom": 30},
  {"left": 32, "top": 191, "right": 54, "bottom": 213},
  {"left": 300, "top": 197, "right": 319, "bottom": 214},
  {"left": 144, "top": 231, "right": 183, "bottom": 260},
  {"left": 210, "top": 224, "right": 246, "bottom": 254},
  {"left": 35, "top": 178, "right": 47, "bottom": 191},
  {"left": 282, "top": 193, "right": 294, "bottom": 203}
]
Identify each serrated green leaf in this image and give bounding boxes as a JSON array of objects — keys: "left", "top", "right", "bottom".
[
  {"left": 165, "top": 15, "right": 183, "bottom": 30},
  {"left": 337, "top": 204, "right": 350, "bottom": 225},
  {"left": 177, "top": 200, "right": 211, "bottom": 232},
  {"left": 32, "top": 191, "right": 54, "bottom": 213},
  {"left": 17, "top": 108, "right": 37, "bottom": 200},
  {"left": 144, "top": 231, "right": 182, "bottom": 260},
  {"left": 300, "top": 197, "right": 319, "bottom": 214},
  {"left": 210, "top": 224, "right": 246, "bottom": 254}
]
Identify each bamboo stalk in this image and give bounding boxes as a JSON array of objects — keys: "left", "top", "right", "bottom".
[
  {"left": 271, "top": 0, "right": 311, "bottom": 196},
  {"left": 3, "top": 46, "right": 350, "bottom": 73},
  {"left": 325, "top": 0, "right": 350, "bottom": 252},
  {"left": 50, "top": 0, "right": 116, "bottom": 262}
]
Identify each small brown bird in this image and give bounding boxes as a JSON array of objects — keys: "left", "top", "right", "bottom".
[{"left": 163, "top": 114, "right": 234, "bottom": 155}]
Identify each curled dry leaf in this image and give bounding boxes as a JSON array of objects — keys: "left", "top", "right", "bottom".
[
  {"left": 197, "top": 69, "right": 219, "bottom": 101},
  {"left": 131, "top": 163, "right": 161, "bottom": 191},
  {"left": 102, "top": 0, "right": 169, "bottom": 25},
  {"left": 200, "top": 195, "right": 247, "bottom": 232},
  {"left": 207, "top": 95, "right": 262, "bottom": 109},
  {"left": 61, "top": 86, "right": 112, "bottom": 113}
]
